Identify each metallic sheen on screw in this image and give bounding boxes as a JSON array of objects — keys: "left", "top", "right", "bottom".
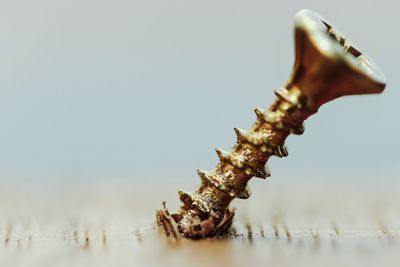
[{"left": 156, "top": 9, "right": 386, "bottom": 239}]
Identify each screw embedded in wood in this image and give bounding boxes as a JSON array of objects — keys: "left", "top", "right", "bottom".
[{"left": 156, "top": 9, "right": 386, "bottom": 239}]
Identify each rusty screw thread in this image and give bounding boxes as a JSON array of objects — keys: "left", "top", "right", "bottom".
[{"left": 157, "top": 86, "right": 313, "bottom": 238}]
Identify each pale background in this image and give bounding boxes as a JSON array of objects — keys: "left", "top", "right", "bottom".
[
  {"left": 0, "top": 0, "right": 398, "bottom": 182},
  {"left": 0, "top": 0, "right": 399, "bottom": 266}
]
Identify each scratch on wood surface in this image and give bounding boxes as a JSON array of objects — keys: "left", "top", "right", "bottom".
[
  {"left": 82, "top": 230, "right": 90, "bottom": 249},
  {"left": 4, "top": 235, "right": 9, "bottom": 245},
  {"left": 245, "top": 224, "right": 253, "bottom": 243},
  {"left": 331, "top": 221, "right": 340, "bottom": 236},
  {"left": 102, "top": 231, "right": 107, "bottom": 245},
  {"left": 3, "top": 224, "right": 11, "bottom": 245},
  {"left": 283, "top": 224, "right": 292, "bottom": 241},
  {"left": 259, "top": 226, "right": 265, "bottom": 238},
  {"left": 379, "top": 223, "right": 393, "bottom": 238},
  {"left": 273, "top": 224, "right": 280, "bottom": 239},
  {"left": 135, "top": 229, "right": 142, "bottom": 242},
  {"left": 230, "top": 227, "right": 239, "bottom": 238},
  {"left": 310, "top": 229, "right": 320, "bottom": 241},
  {"left": 72, "top": 230, "right": 78, "bottom": 243}
]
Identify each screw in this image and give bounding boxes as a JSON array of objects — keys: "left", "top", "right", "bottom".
[{"left": 156, "top": 9, "right": 386, "bottom": 239}]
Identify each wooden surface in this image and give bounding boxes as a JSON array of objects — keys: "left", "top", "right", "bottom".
[{"left": 1, "top": 178, "right": 399, "bottom": 267}]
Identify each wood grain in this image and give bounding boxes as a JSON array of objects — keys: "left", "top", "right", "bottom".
[{"left": 1, "top": 178, "right": 399, "bottom": 267}]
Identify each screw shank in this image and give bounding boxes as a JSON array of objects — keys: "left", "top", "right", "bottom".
[{"left": 174, "top": 86, "right": 312, "bottom": 238}]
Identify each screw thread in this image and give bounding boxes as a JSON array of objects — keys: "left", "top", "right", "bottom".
[{"left": 157, "top": 86, "right": 311, "bottom": 238}]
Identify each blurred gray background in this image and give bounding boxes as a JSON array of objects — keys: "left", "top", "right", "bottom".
[{"left": 0, "top": 0, "right": 398, "bottom": 186}]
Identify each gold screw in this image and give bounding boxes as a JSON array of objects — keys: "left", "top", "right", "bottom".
[{"left": 156, "top": 9, "right": 386, "bottom": 239}]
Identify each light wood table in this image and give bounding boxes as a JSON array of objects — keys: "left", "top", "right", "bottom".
[{"left": 1, "top": 177, "right": 399, "bottom": 267}]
